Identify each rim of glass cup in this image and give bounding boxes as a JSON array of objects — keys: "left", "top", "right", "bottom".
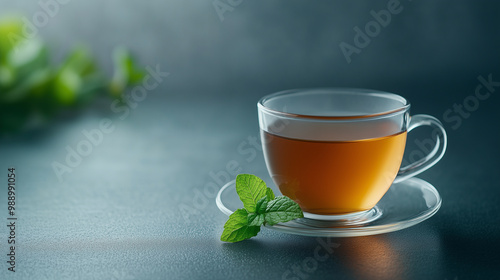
[{"left": 257, "top": 88, "right": 411, "bottom": 121}]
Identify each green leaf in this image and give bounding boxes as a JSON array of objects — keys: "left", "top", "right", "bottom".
[
  {"left": 266, "top": 187, "right": 275, "bottom": 200},
  {"left": 52, "top": 47, "right": 100, "bottom": 106},
  {"left": 264, "top": 196, "right": 304, "bottom": 226},
  {"left": 7, "top": 39, "right": 48, "bottom": 73},
  {"left": 0, "top": 64, "right": 15, "bottom": 86},
  {"left": 255, "top": 196, "right": 269, "bottom": 214},
  {"left": 0, "top": 17, "right": 25, "bottom": 61},
  {"left": 236, "top": 174, "right": 268, "bottom": 213},
  {"left": 59, "top": 46, "right": 97, "bottom": 76},
  {"left": 53, "top": 68, "right": 81, "bottom": 105},
  {"left": 109, "top": 47, "right": 145, "bottom": 97},
  {"left": 247, "top": 212, "right": 265, "bottom": 227},
  {"left": 247, "top": 196, "right": 269, "bottom": 226},
  {"left": 221, "top": 209, "right": 260, "bottom": 243},
  {"left": 0, "top": 68, "right": 52, "bottom": 103}
]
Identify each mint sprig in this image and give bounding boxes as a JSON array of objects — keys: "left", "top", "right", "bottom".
[
  {"left": 0, "top": 17, "right": 144, "bottom": 134},
  {"left": 220, "top": 174, "right": 304, "bottom": 243}
]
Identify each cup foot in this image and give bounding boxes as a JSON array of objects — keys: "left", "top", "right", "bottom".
[{"left": 297, "top": 206, "right": 382, "bottom": 227}]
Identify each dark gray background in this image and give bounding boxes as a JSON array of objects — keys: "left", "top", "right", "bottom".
[{"left": 0, "top": 1, "right": 499, "bottom": 279}]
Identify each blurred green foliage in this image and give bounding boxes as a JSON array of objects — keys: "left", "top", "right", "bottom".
[{"left": 0, "top": 17, "right": 144, "bottom": 134}]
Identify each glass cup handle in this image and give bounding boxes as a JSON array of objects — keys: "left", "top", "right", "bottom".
[{"left": 394, "top": 114, "right": 447, "bottom": 183}]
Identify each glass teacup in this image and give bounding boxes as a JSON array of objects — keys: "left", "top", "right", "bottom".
[{"left": 258, "top": 88, "right": 447, "bottom": 221}]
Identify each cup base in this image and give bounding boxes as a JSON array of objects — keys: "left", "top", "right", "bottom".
[{"left": 297, "top": 206, "right": 382, "bottom": 227}]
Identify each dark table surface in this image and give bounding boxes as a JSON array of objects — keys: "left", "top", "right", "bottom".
[{"left": 1, "top": 1, "right": 500, "bottom": 279}]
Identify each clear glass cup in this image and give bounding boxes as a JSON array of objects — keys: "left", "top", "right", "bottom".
[{"left": 258, "top": 88, "right": 447, "bottom": 221}]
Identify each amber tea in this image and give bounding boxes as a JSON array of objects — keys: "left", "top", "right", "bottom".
[{"left": 262, "top": 130, "right": 407, "bottom": 215}]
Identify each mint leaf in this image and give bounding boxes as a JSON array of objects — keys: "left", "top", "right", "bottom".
[
  {"left": 247, "top": 212, "right": 265, "bottom": 227},
  {"left": 255, "top": 196, "right": 269, "bottom": 214},
  {"left": 264, "top": 196, "right": 304, "bottom": 226},
  {"left": 221, "top": 209, "right": 260, "bottom": 243},
  {"left": 109, "top": 47, "right": 145, "bottom": 97},
  {"left": 266, "top": 187, "right": 275, "bottom": 200},
  {"left": 247, "top": 196, "right": 269, "bottom": 226},
  {"left": 236, "top": 174, "right": 268, "bottom": 213}
]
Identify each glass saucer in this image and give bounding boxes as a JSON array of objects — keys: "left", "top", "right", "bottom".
[{"left": 216, "top": 177, "right": 441, "bottom": 237}]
